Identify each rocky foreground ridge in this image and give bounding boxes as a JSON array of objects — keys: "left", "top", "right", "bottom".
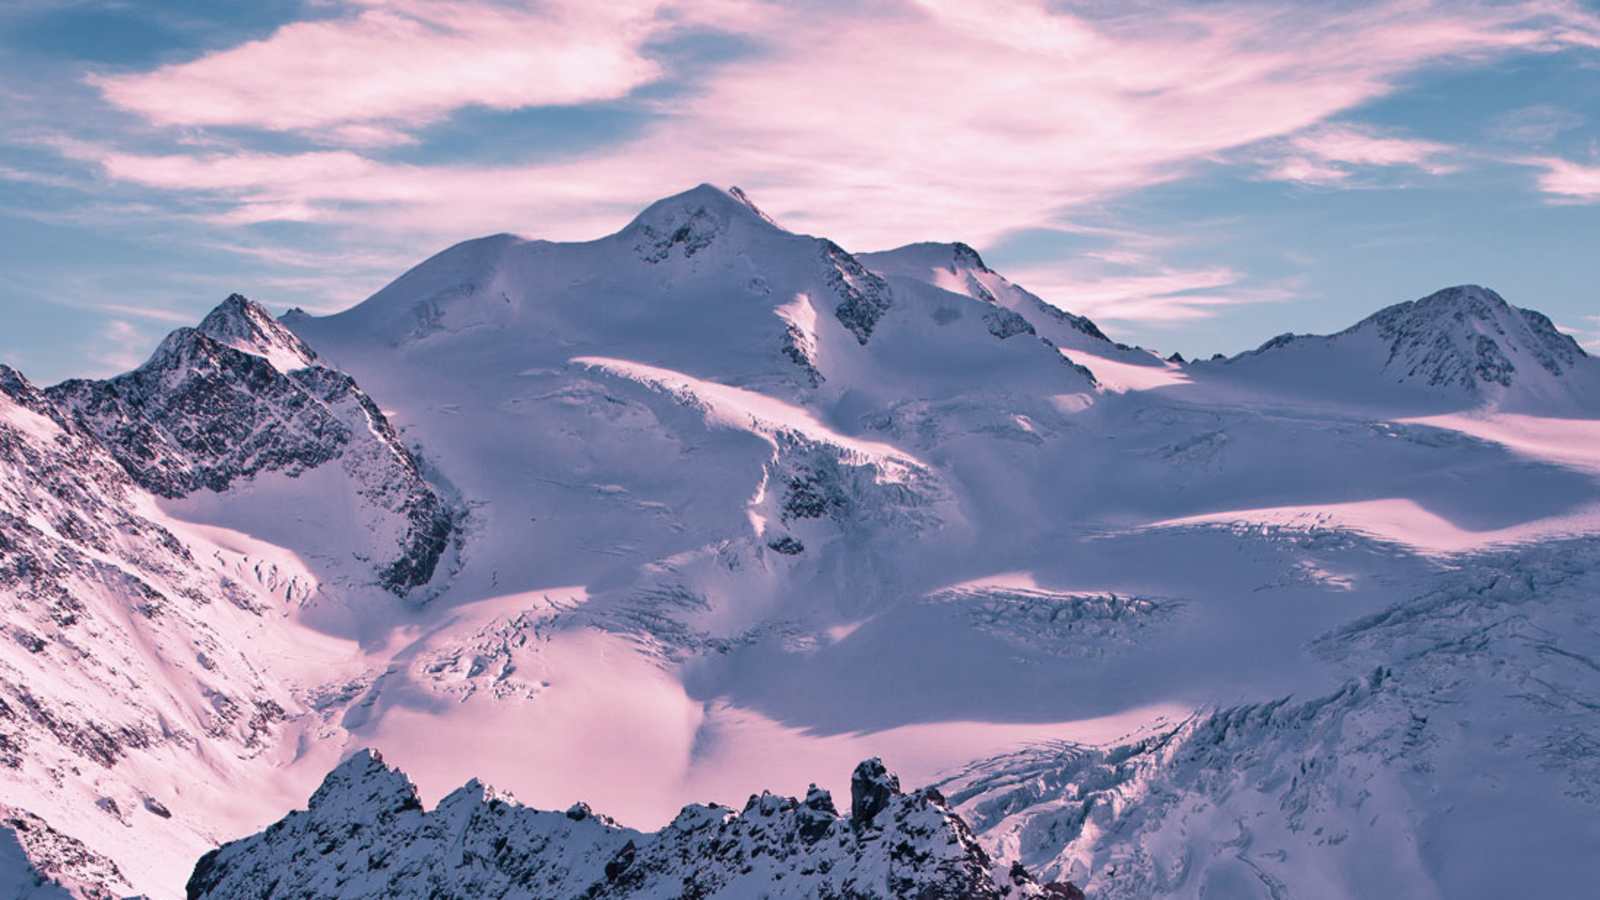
[{"left": 186, "top": 750, "right": 1085, "bottom": 900}]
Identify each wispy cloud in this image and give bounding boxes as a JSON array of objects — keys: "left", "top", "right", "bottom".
[
  {"left": 1525, "top": 155, "right": 1600, "bottom": 201},
  {"left": 1001, "top": 261, "right": 1295, "bottom": 324},
  {"left": 50, "top": 0, "right": 1600, "bottom": 253},
  {"left": 86, "top": 320, "right": 151, "bottom": 375},
  {"left": 91, "top": 303, "right": 197, "bottom": 325},
  {"left": 1568, "top": 314, "right": 1600, "bottom": 352},
  {"left": 1487, "top": 104, "right": 1584, "bottom": 144},
  {"left": 1255, "top": 124, "right": 1457, "bottom": 186},
  {"left": 87, "top": 0, "right": 678, "bottom": 146}
]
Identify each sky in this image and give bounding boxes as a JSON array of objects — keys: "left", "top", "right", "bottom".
[{"left": 2, "top": 0, "right": 1600, "bottom": 384}]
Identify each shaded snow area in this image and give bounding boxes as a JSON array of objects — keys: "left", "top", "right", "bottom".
[{"left": 3, "top": 185, "right": 1600, "bottom": 898}]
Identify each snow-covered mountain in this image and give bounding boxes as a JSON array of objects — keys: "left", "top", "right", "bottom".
[
  {"left": 49, "top": 295, "right": 456, "bottom": 603},
  {"left": 1208, "top": 284, "right": 1600, "bottom": 413},
  {"left": 0, "top": 365, "right": 360, "bottom": 896},
  {"left": 3, "top": 184, "right": 1599, "bottom": 899},
  {"left": 186, "top": 750, "right": 1086, "bottom": 899}
]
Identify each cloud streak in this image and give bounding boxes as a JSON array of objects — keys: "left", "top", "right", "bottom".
[
  {"left": 63, "top": 0, "right": 1600, "bottom": 253},
  {"left": 1258, "top": 125, "right": 1458, "bottom": 186},
  {"left": 1526, "top": 155, "right": 1600, "bottom": 201},
  {"left": 88, "top": 0, "right": 676, "bottom": 145},
  {"left": 1001, "top": 261, "right": 1295, "bottom": 324}
]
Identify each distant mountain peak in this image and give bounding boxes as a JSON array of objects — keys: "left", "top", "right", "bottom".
[
  {"left": 1226, "top": 283, "right": 1593, "bottom": 409},
  {"left": 195, "top": 293, "right": 317, "bottom": 372},
  {"left": 1347, "top": 283, "right": 1587, "bottom": 390}
]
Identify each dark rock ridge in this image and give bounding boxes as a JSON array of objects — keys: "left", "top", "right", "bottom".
[
  {"left": 823, "top": 240, "right": 894, "bottom": 345},
  {"left": 47, "top": 295, "right": 452, "bottom": 594},
  {"left": 1356, "top": 284, "right": 1586, "bottom": 388},
  {"left": 1236, "top": 284, "right": 1589, "bottom": 393},
  {"left": 185, "top": 750, "right": 1083, "bottom": 899}
]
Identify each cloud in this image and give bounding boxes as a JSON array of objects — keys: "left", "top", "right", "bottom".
[
  {"left": 1488, "top": 104, "right": 1585, "bottom": 144},
  {"left": 1571, "top": 314, "right": 1600, "bottom": 353},
  {"left": 91, "top": 303, "right": 198, "bottom": 325},
  {"left": 87, "top": 0, "right": 676, "bottom": 145},
  {"left": 999, "top": 261, "right": 1294, "bottom": 324},
  {"left": 86, "top": 320, "right": 151, "bottom": 375},
  {"left": 1525, "top": 155, "right": 1600, "bottom": 201},
  {"left": 1256, "top": 124, "right": 1457, "bottom": 185},
  {"left": 51, "top": 0, "right": 1600, "bottom": 256}
]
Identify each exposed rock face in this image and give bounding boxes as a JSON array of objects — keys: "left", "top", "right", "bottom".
[
  {"left": 849, "top": 757, "right": 901, "bottom": 825},
  {"left": 186, "top": 750, "right": 1081, "bottom": 899},
  {"left": 0, "top": 805, "right": 128, "bottom": 899},
  {"left": 0, "top": 365, "right": 318, "bottom": 897},
  {"left": 1352, "top": 284, "right": 1586, "bottom": 388},
  {"left": 823, "top": 239, "right": 894, "bottom": 344},
  {"left": 47, "top": 295, "right": 453, "bottom": 594},
  {"left": 1237, "top": 284, "right": 1591, "bottom": 399}
]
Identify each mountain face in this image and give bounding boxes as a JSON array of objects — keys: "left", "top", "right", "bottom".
[
  {"left": 3, "top": 185, "right": 1600, "bottom": 899},
  {"left": 1350, "top": 284, "right": 1587, "bottom": 390},
  {"left": 186, "top": 750, "right": 1084, "bottom": 900},
  {"left": 0, "top": 365, "right": 352, "bottom": 897},
  {"left": 1215, "top": 284, "right": 1600, "bottom": 412},
  {"left": 48, "top": 295, "right": 455, "bottom": 597}
]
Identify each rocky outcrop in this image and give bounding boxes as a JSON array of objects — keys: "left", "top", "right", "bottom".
[
  {"left": 824, "top": 240, "right": 894, "bottom": 345},
  {"left": 47, "top": 295, "right": 453, "bottom": 594},
  {"left": 0, "top": 805, "right": 130, "bottom": 899},
  {"left": 0, "top": 364, "right": 318, "bottom": 897},
  {"left": 186, "top": 751, "right": 1081, "bottom": 899},
  {"left": 1237, "top": 284, "right": 1591, "bottom": 397},
  {"left": 1353, "top": 284, "right": 1586, "bottom": 388}
]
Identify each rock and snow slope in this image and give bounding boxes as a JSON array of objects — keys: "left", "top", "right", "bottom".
[
  {"left": 49, "top": 295, "right": 455, "bottom": 603},
  {"left": 3, "top": 184, "right": 1599, "bottom": 898},
  {"left": 0, "top": 366, "right": 363, "bottom": 896},
  {"left": 1205, "top": 284, "right": 1600, "bottom": 414},
  {"left": 186, "top": 750, "right": 1084, "bottom": 900}
]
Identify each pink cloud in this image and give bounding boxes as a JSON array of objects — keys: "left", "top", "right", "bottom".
[
  {"left": 998, "top": 262, "right": 1294, "bottom": 324},
  {"left": 1526, "top": 155, "right": 1600, "bottom": 201},
  {"left": 88, "top": 0, "right": 675, "bottom": 144},
  {"left": 87, "top": 320, "right": 150, "bottom": 375},
  {"left": 1561, "top": 315, "right": 1600, "bottom": 353},
  {"left": 60, "top": 0, "right": 1600, "bottom": 259},
  {"left": 1256, "top": 124, "right": 1458, "bottom": 186}
]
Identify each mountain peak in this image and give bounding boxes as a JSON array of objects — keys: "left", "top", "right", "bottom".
[
  {"left": 1384, "top": 283, "right": 1509, "bottom": 321},
  {"left": 1227, "top": 283, "right": 1593, "bottom": 409},
  {"left": 306, "top": 749, "right": 422, "bottom": 817},
  {"left": 196, "top": 293, "right": 317, "bottom": 372},
  {"left": 869, "top": 241, "right": 993, "bottom": 275},
  {"left": 1347, "top": 284, "right": 1587, "bottom": 390},
  {"left": 623, "top": 184, "right": 785, "bottom": 263}
]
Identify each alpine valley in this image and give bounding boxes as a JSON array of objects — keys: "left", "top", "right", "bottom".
[{"left": 3, "top": 185, "right": 1599, "bottom": 899}]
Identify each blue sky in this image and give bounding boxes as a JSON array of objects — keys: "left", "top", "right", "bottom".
[{"left": 3, "top": 0, "right": 1599, "bottom": 383}]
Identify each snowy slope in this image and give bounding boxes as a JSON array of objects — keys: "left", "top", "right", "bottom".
[
  {"left": 859, "top": 242, "right": 1187, "bottom": 393},
  {"left": 939, "top": 538, "right": 1600, "bottom": 899},
  {"left": 4, "top": 184, "right": 1600, "bottom": 898}
]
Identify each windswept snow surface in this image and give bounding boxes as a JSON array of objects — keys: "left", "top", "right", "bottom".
[{"left": 4, "top": 185, "right": 1600, "bottom": 897}]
